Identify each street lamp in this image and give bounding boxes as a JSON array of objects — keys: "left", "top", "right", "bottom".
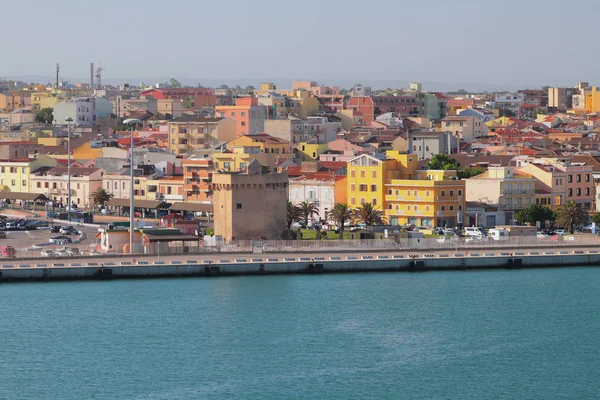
[
  {"left": 65, "top": 117, "right": 73, "bottom": 224},
  {"left": 123, "top": 118, "right": 141, "bottom": 254}
]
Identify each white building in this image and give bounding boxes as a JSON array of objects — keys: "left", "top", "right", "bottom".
[{"left": 53, "top": 97, "right": 113, "bottom": 126}]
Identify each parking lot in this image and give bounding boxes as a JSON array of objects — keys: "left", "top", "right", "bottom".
[{"left": 0, "top": 218, "right": 100, "bottom": 258}]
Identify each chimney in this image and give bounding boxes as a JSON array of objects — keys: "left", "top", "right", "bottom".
[{"left": 90, "top": 63, "right": 95, "bottom": 92}]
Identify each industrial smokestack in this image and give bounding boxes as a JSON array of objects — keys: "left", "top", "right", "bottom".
[{"left": 90, "top": 63, "right": 95, "bottom": 92}]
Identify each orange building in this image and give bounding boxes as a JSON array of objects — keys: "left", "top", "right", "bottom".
[
  {"left": 182, "top": 158, "right": 213, "bottom": 203},
  {"left": 158, "top": 176, "right": 184, "bottom": 203},
  {"left": 345, "top": 96, "right": 374, "bottom": 124},
  {"left": 215, "top": 97, "right": 267, "bottom": 136}
]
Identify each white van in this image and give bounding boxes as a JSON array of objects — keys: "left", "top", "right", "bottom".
[
  {"left": 488, "top": 228, "right": 509, "bottom": 241},
  {"left": 464, "top": 227, "right": 484, "bottom": 237}
]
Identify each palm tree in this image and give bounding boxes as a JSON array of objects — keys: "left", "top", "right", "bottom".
[
  {"left": 354, "top": 202, "right": 386, "bottom": 226},
  {"left": 330, "top": 203, "right": 353, "bottom": 240},
  {"left": 555, "top": 201, "right": 588, "bottom": 234},
  {"left": 286, "top": 201, "right": 302, "bottom": 238},
  {"left": 298, "top": 200, "right": 319, "bottom": 227},
  {"left": 91, "top": 187, "right": 113, "bottom": 208}
]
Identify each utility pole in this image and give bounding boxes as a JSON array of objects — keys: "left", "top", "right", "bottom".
[
  {"left": 124, "top": 118, "right": 141, "bottom": 254},
  {"left": 65, "top": 117, "right": 73, "bottom": 223}
]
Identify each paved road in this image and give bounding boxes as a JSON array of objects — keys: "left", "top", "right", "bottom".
[{"left": 4, "top": 245, "right": 598, "bottom": 267}]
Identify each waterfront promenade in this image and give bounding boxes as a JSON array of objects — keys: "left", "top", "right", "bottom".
[{"left": 1, "top": 243, "right": 600, "bottom": 282}]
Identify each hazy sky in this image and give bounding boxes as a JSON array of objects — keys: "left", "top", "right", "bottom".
[{"left": 1, "top": 0, "right": 597, "bottom": 87}]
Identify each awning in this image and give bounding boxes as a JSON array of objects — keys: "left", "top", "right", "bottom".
[
  {"left": 168, "top": 202, "right": 213, "bottom": 213},
  {"left": 0, "top": 192, "right": 49, "bottom": 201},
  {"left": 108, "top": 198, "right": 170, "bottom": 209},
  {"left": 144, "top": 234, "right": 201, "bottom": 242}
]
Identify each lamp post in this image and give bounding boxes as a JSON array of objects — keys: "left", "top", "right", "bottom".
[
  {"left": 65, "top": 117, "right": 73, "bottom": 224},
  {"left": 123, "top": 118, "right": 141, "bottom": 254}
]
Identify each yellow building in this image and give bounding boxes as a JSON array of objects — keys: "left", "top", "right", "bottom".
[
  {"left": 346, "top": 152, "right": 418, "bottom": 209},
  {"left": 213, "top": 133, "right": 292, "bottom": 172},
  {"left": 585, "top": 87, "right": 600, "bottom": 113},
  {"left": 298, "top": 141, "right": 329, "bottom": 162},
  {"left": 0, "top": 155, "right": 57, "bottom": 193},
  {"left": 385, "top": 170, "right": 466, "bottom": 227},
  {"left": 347, "top": 152, "right": 465, "bottom": 227},
  {"left": 486, "top": 116, "right": 515, "bottom": 129}
]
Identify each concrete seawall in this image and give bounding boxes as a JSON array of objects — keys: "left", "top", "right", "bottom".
[{"left": 1, "top": 251, "right": 599, "bottom": 282}]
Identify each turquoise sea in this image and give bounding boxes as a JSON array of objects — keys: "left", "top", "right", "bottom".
[{"left": 1, "top": 268, "right": 600, "bottom": 399}]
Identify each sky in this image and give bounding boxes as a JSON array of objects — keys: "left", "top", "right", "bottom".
[{"left": 1, "top": 0, "right": 598, "bottom": 90}]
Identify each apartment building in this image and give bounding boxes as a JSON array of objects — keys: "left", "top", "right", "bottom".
[{"left": 167, "top": 117, "right": 237, "bottom": 155}]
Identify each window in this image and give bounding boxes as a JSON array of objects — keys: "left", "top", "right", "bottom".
[
  {"left": 449, "top": 205, "right": 454, "bottom": 211},
  {"left": 414, "top": 205, "right": 418, "bottom": 211},
  {"left": 458, "top": 205, "right": 462, "bottom": 211},
  {"left": 241, "top": 121, "right": 246, "bottom": 126},
  {"left": 568, "top": 188, "right": 573, "bottom": 197},
  {"left": 36, "top": 182, "right": 41, "bottom": 188},
  {"left": 387, "top": 189, "right": 392, "bottom": 195},
  {"left": 407, "top": 205, "right": 411, "bottom": 210},
  {"left": 360, "top": 198, "right": 365, "bottom": 205},
  {"left": 231, "top": 112, "right": 236, "bottom": 116},
  {"left": 371, "top": 184, "right": 377, "bottom": 192},
  {"left": 360, "top": 170, "right": 366, "bottom": 178},
  {"left": 577, "top": 174, "right": 581, "bottom": 182},
  {"left": 351, "top": 197, "right": 356, "bottom": 205},
  {"left": 555, "top": 178, "right": 559, "bottom": 185},
  {"left": 372, "top": 170, "right": 377, "bottom": 178},
  {"left": 351, "top": 184, "right": 356, "bottom": 192},
  {"left": 585, "top": 188, "right": 590, "bottom": 196},
  {"left": 441, "top": 205, "right": 445, "bottom": 211},
  {"left": 372, "top": 198, "right": 377, "bottom": 205},
  {"left": 577, "top": 188, "right": 581, "bottom": 196},
  {"left": 426, "top": 190, "right": 430, "bottom": 197},
  {"left": 441, "top": 190, "right": 445, "bottom": 197},
  {"left": 450, "top": 190, "right": 454, "bottom": 196},
  {"left": 426, "top": 205, "right": 430, "bottom": 211},
  {"left": 406, "top": 190, "right": 411, "bottom": 196},
  {"left": 351, "top": 170, "right": 356, "bottom": 178},
  {"left": 236, "top": 203, "right": 242, "bottom": 209},
  {"left": 586, "top": 174, "right": 590, "bottom": 182},
  {"left": 413, "top": 190, "right": 418, "bottom": 196},
  {"left": 22, "top": 180, "right": 26, "bottom": 187},
  {"left": 458, "top": 190, "right": 462, "bottom": 196},
  {"left": 359, "top": 184, "right": 367, "bottom": 192},
  {"left": 568, "top": 175, "right": 573, "bottom": 183}
]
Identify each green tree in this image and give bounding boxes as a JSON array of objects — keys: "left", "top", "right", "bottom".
[
  {"left": 426, "top": 154, "right": 460, "bottom": 170},
  {"left": 298, "top": 201, "right": 319, "bottom": 227},
  {"left": 37, "top": 107, "right": 53, "bottom": 124},
  {"left": 354, "top": 202, "right": 386, "bottom": 226},
  {"left": 330, "top": 203, "right": 353, "bottom": 240},
  {"left": 91, "top": 187, "right": 114, "bottom": 208},
  {"left": 515, "top": 204, "right": 555, "bottom": 226},
  {"left": 245, "top": 85, "right": 255, "bottom": 91},
  {"left": 591, "top": 213, "right": 600, "bottom": 225},
  {"left": 499, "top": 108, "right": 516, "bottom": 118},
  {"left": 169, "top": 78, "right": 182, "bottom": 88},
  {"left": 457, "top": 166, "right": 486, "bottom": 179},
  {"left": 339, "top": 88, "right": 348, "bottom": 95},
  {"left": 286, "top": 201, "right": 302, "bottom": 238},
  {"left": 219, "top": 84, "right": 229, "bottom": 89},
  {"left": 555, "top": 201, "right": 588, "bottom": 234}
]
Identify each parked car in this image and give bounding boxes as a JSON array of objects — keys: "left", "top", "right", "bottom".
[
  {"left": 5, "top": 221, "right": 17, "bottom": 230},
  {"left": 50, "top": 226, "right": 61, "bottom": 234},
  {"left": 464, "top": 227, "right": 485, "bottom": 237},
  {"left": 554, "top": 229, "right": 566, "bottom": 236},
  {"left": 60, "top": 226, "right": 79, "bottom": 235},
  {"left": 40, "top": 249, "right": 55, "bottom": 257},
  {"left": 536, "top": 232, "right": 550, "bottom": 239},
  {"left": 49, "top": 236, "right": 72, "bottom": 245},
  {"left": 55, "top": 249, "right": 69, "bottom": 257},
  {"left": 60, "top": 247, "right": 80, "bottom": 256},
  {"left": 46, "top": 212, "right": 60, "bottom": 219}
]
